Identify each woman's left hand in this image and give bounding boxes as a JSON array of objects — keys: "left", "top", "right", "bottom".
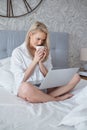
[{"left": 39, "top": 47, "right": 48, "bottom": 62}]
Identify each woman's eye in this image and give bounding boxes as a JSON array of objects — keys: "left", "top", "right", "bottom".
[{"left": 37, "top": 38, "right": 40, "bottom": 40}]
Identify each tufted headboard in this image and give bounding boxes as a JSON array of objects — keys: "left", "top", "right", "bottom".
[{"left": 0, "top": 30, "right": 69, "bottom": 68}]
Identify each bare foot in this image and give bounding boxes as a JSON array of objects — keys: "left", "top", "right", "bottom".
[{"left": 55, "top": 93, "right": 73, "bottom": 101}]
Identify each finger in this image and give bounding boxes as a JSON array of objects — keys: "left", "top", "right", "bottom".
[
  {"left": 43, "top": 51, "right": 46, "bottom": 57},
  {"left": 37, "top": 50, "right": 42, "bottom": 55},
  {"left": 44, "top": 47, "right": 47, "bottom": 51}
]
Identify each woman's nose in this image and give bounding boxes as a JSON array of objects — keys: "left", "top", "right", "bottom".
[{"left": 38, "top": 40, "right": 42, "bottom": 45}]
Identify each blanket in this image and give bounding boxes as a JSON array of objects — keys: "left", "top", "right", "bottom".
[{"left": 58, "top": 85, "right": 87, "bottom": 130}]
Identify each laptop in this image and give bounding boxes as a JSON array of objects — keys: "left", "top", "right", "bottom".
[{"left": 38, "top": 67, "right": 79, "bottom": 90}]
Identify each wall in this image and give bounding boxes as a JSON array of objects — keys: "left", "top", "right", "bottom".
[{"left": 0, "top": 0, "right": 87, "bottom": 67}]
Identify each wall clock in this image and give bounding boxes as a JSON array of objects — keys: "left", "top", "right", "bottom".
[{"left": 0, "top": 0, "right": 43, "bottom": 18}]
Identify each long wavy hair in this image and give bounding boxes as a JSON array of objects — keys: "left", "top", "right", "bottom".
[{"left": 25, "top": 21, "right": 50, "bottom": 61}]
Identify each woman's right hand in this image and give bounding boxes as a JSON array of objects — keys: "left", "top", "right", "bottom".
[{"left": 33, "top": 49, "right": 44, "bottom": 63}]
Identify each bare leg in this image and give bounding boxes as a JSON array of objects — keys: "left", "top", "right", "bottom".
[
  {"left": 48, "top": 73, "right": 81, "bottom": 97},
  {"left": 56, "top": 93, "right": 73, "bottom": 101},
  {"left": 18, "top": 82, "right": 59, "bottom": 103},
  {"left": 18, "top": 82, "right": 73, "bottom": 103}
]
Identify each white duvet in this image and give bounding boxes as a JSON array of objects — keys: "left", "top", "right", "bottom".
[
  {"left": 0, "top": 80, "right": 87, "bottom": 130},
  {"left": 58, "top": 85, "right": 87, "bottom": 130},
  {"left": 0, "top": 88, "right": 75, "bottom": 130},
  {"left": 0, "top": 58, "right": 87, "bottom": 130}
]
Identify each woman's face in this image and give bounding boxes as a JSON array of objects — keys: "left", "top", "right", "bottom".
[{"left": 29, "top": 31, "right": 47, "bottom": 49}]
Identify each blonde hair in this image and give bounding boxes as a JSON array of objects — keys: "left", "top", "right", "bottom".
[{"left": 25, "top": 21, "right": 50, "bottom": 61}]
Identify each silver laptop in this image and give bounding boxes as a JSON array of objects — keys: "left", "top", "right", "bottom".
[{"left": 39, "top": 67, "right": 79, "bottom": 90}]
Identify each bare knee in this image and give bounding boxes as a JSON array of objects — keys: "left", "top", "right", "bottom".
[{"left": 18, "top": 82, "right": 37, "bottom": 102}]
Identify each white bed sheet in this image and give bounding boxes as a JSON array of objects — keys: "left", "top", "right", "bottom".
[
  {"left": 59, "top": 85, "right": 87, "bottom": 130},
  {"left": 0, "top": 88, "right": 74, "bottom": 130},
  {"left": 0, "top": 79, "right": 87, "bottom": 130}
]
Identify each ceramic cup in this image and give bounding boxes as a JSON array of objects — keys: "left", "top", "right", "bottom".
[{"left": 36, "top": 46, "right": 44, "bottom": 50}]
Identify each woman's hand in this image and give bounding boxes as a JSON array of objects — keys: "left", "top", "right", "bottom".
[
  {"left": 39, "top": 47, "right": 48, "bottom": 62},
  {"left": 33, "top": 48, "right": 44, "bottom": 63}
]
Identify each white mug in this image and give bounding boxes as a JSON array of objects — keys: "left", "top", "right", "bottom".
[{"left": 36, "top": 46, "right": 44, "bottom": 50}]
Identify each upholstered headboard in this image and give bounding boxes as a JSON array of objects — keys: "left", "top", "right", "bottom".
[{"left": 0, "top": 30, "right": 69, "bottom": 68}]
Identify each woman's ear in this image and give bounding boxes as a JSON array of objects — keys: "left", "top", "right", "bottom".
[{"left": 29, "top": 32, "right": 33, "bottom": 38}]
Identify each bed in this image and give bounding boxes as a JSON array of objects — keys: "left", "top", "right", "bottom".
[{"left": 0, "top": 30, "right": 87, "bottom": 130}]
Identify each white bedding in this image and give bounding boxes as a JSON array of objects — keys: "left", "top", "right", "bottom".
[
  {"left": 59, "top": 85, "right": 87, "bottom": 130},
  {"left": 0, "top": 79, "right": 87, "bottom": 130},
  {"left": 0, "top": 87, "right": 75, "bottom": 130},
  {"left": 0, "top": 58, "right": 87, "bottom": 130}
]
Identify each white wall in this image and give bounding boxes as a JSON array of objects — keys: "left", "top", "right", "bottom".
[{"left": 0, "top": 0, "right": 87, "bottom": 67}]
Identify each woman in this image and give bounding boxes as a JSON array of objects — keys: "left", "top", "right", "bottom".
[{"left": 10, "top": 21, "right": 80, "bottom": 103}]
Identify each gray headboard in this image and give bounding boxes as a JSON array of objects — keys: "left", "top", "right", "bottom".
[{"left": 0, "top": 30, "right": 69, "bottom": 68}]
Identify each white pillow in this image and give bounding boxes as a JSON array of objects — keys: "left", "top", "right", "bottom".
[
  {"left": 0, "top": 57, "right": 11, "bottom": 72},
  {"left": 0, "top": 57, "right": 10, "bottom": 67},
  {"left": 0, "top": 57, "right": 15, "bottom": 93}
]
